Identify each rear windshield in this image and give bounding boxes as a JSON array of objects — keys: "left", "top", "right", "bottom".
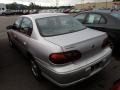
[
  {"left": 111, "top": 13, "right": 120, "bottom": 20},
  {"left": 36, "top": 15, "right": 86, "bottom": 37}
]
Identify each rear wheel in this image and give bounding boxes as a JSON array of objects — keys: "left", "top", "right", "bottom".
[{"left": 30, "top": 59, "right": 42, "bottom": 80}]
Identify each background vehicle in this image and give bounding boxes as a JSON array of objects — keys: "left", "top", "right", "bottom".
[
  {"left": 39, "top": 9, "right": 58, "bottom": 13},
  {"left": 75, "top": 11, "right": 120, "bottom": 56},
  {"left": 2, "top": 9, "right": 14, "bottom": 15},
  {"left": 0, "top": 3, "right": 6, "bottom": 15},
  {"left": 7, "top": 13, "right": 112, "bottom": 87},
  {"left": 111, "top": 79, "right": 120, "bottom": 90}
]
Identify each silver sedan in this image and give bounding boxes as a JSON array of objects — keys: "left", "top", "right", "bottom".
[{"left": 7, "top": 13, "right": 112, "bottom": 87}]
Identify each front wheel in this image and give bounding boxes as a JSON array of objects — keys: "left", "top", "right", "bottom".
[{"left": 8, "top": 36, "right": 15, "bottom": 48}]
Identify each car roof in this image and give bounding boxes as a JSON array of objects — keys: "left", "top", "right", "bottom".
[
  {"left": 77, "top": 10, "right": 112, "bottom": 15},
  {"left": 82, "top": 10, "right": 120, "bottom": 14},
  {"left": 21, "top": 13, "right": 68, "bottom": 19},
  {"left": 75, "top": 11, "right": 105, "bottom": 17},
  {"left": 92, "top": 10, "right": 112, "bottom": 14}
]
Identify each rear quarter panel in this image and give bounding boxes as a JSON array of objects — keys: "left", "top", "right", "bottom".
[{"left": 26, "top": 18, "right": 63, "bottom": 65}]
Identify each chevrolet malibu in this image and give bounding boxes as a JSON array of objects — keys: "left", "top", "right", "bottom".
[{"left": 7, "top": 13, "right": 112, "bottom": 87}]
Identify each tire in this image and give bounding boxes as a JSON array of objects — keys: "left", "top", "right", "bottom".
[
  {"left": 8, "top": 36, "right": 15, "bottom": 48},
  {"left": 30, "top": 59, "right": 42, "bottom": 80}
]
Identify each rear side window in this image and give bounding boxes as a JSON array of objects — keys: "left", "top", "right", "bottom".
[
  {"left": 20, "top": 17, "right": 33, "bottom": 36},
  {"left": 85, "top": 14, "right": 106, "bottom": 24},
  {"left": 99, "top": 17, "right": 106, "bottom": 24},
  {"left": 14, "top": 17, "right": 23, "bottom": 29},
  {"left": 75, "top": 13, "right": 87, "bottom": 23}
]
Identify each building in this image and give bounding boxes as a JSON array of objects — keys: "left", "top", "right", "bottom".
[
  {"left": 75, "top": 1, "right": 120, "bottom": 10},
  {"left": 0, "top": 3, "right": 6, "bottom": 15}
]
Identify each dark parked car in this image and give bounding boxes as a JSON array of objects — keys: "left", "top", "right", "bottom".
[
  {"left": 75, "top": 10, "right": 120, "bottom": 56},
  {"left": 111, "top": 79, "right": 120, "bottom": 90}
]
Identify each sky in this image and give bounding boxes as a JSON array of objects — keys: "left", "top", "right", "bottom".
[{"left": 0, "top": 0, "right": 113, "bottom": 6}]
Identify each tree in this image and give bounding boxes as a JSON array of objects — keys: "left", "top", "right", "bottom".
[
  {"left": 6, "top": 2, "right": 17, "bottom": 10},
  {"left": 113, "top": 0, "right": 120, "bottom": 2},
  {"left": 6, "top": 2, "right": 28, "bottom": 10}
]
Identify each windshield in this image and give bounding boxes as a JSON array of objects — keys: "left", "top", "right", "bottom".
[
  {"left": 36, "top": 15, "right": 86, "bottom": 37},
  {"left": 111, "top": 13, "right": 120, "bottom": 20}
]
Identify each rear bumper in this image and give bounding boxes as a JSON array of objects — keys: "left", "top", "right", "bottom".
[{"left": 36, "top": 48, "right": 112, "bottom": 87}]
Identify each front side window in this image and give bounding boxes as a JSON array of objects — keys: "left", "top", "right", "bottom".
[
  {"left": 86, "top": 14, "right": 106, "bottom": 24},
  {"left": 20, "top": 17, "right": 33, "bottom": 35},
  {"left": 36, "top": 15, "right": 86, "bottom": 37},
  {"left": 111, "top": 13, "right": 120, "bottom": 20}
]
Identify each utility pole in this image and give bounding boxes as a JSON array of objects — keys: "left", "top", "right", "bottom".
[
  {"left": 81, "top": 0, "right": 82, "bottom": 9},
  {"left": 106, "top": 0, "right": 107, "bottom": 9},
  {"left": 82, "top": 0, "right": 84, "bottom": 9},
  {"left": 56, "top": 0, "right": 58, "bottom": 7},
  {"left": 95, "top": 0, "right": 96, "bottom": 8}
]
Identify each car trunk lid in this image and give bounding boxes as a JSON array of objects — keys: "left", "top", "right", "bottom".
[{"left": 44, "top": 28, "right": 107, "bottom": 53}]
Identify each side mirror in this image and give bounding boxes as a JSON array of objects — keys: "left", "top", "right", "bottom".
[
  {"left": 6, "top": 25, "right": 17, "bottom": 30},
  {"left": 6, "top": 25, "right": 13, "bottom": 30}
]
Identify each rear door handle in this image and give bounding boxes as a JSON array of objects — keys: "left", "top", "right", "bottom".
[{"left": 23, "top": 42, "right": 27, "bottom": 45}]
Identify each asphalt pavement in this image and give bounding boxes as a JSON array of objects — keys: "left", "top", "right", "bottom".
[{"left": 0, "top": 16, "right": 120, "bottom": 90}]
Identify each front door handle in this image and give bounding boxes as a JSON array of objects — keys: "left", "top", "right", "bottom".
[{"left": 14, "top": 34, "right": 17, "bottom": 38}]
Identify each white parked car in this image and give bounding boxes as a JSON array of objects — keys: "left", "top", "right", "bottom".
[
  {"left": 0, "top": 3, "right": 6, "bottom": 15},
  {"left": 7, "top": 13, "right": 112, "bottom": 87}
]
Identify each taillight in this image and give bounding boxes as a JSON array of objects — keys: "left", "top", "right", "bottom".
[
  {"left": 102, "top": 38, "right": 112, "bottom": 48},
  {"left": 49, "top": 50, "right": 81, "bottom": 64}
]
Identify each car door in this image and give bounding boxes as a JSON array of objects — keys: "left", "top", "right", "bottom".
[
  {"left": 11, "top": 17, "right": 23, "bottom": 45},
  {"left": 15, "top": 17, "right": 33, "bottom": 54},
  {"left": 84, "top": 13, "right": 107, "bottom": 32}
]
